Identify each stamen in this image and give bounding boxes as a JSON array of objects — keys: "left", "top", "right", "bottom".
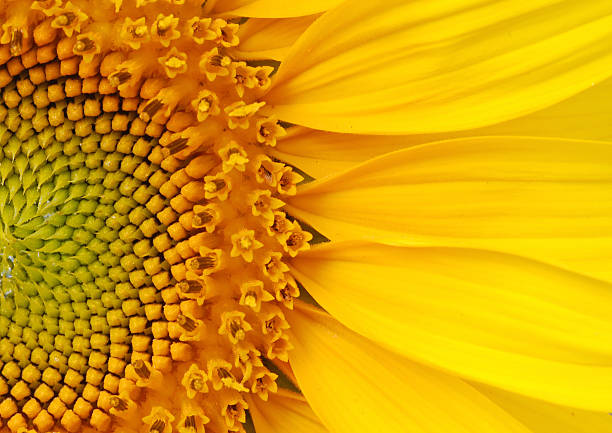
[
  {"left": 209, "top": 55, "right": 224, "bottom": 67},
  {"left": 265, "top": 320, "right": 276, "bottom": 333},
  {"left": 177, "top": 279, "right": 204, "bottom": 293},
  {"left": 198, "top": 98, "right": 211, "bottom": 112},
  {"left": 244, "top": 291, "right": 257, "bottom": 307},
  {"left": 168, "top": 137, "right": 188, "bottom": 154},
  {"left": 9, "top": 28, "right": 22, "bottom": 56},
  {"left": 109, "top": 70, "right": 132, "bottom": 86},
  {"left": 191, "top": 22, "right": 203, "bottom": 37},
  {"left": 272, "top": 214, "right": 288, "bottom": 233},
  {"left": 131, "top": 25, "right": 147, "bottom": 37},
  {"left": 110, "top": 396, "right": 128, "bottom": 411},
  {"left": 286, "top": 232, "right": 303, "bottom": 247},
  {"left": 279, "top": 287, "right": 291, "bottom": 301},
  {"left": 74, "top": 38, "right": 95, "bottom": 52},
  {"left": 150, "top": 419, "right": 166, "bottom": 433},
  {"left": 181, "top": 365, "right": 209, "bottom": 397},
  {"left": 209, "top": 179, "right": 225, "bottom": 192},
  {"left": 259, "top": 166, "right": 273, "bottom": 184},
  {"left": 54, "top": 12, "right": 76, "bottom": 26},
  {"left": 229, "top": 320, "right": 242, "bottom": 337},
  {"left": 133, "top": 359, "right": 151, "bottom": 379},
  {"left": 185, "top": 415, "right": 196, "bottom": 428},
  {"left": 157, "top": 21, "right": 170, "bottom": 36},
  {"left": 141, "top": 99, "right": 163, "bottom": 120},
  {"left": 186, "top": 255, "right": 215, "bottom": 271},
  {"left": 190, "top": 377, "right": 204, "bottom": 391},
  {"left": 177, "top": 314, "right": 197, "bottom": 332},
  {"left": 192, "top": 210, "right": 212, "bottom": 226},
  {"left": 218, "top": 368, "right": 231, "bottom": 379}
]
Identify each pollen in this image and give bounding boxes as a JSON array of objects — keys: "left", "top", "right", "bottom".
[{"left": 0, "top": 1, "right": 310, "bottom": 432}]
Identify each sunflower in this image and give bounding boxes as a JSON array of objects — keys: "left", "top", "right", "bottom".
[{"left": 0, "top": 0, "right": 610, "bottom": 432}]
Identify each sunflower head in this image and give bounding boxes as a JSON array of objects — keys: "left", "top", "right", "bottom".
[{"left": 2, "top": 1, "right": 609, "bottom": 433}]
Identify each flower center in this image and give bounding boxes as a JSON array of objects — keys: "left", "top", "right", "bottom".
[{"left": 0, "top": 59, "right": 180, "bottom": 431}]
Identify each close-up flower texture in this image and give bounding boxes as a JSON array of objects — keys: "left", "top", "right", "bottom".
[{"left": 0, "top": 0, "right": 609, "bottom": 432}]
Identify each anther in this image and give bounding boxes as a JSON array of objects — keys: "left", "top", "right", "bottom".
[
  {"left": 150, "top": 419, "right": 166, "bottom": 433},
  {"left": 259, "top": 166, "right": 273, "bottom": 184},
  {"left": 185, "top": 415, "right": 196, "bottom": 429},
  {"left": 229, "top": 320, "right": 242, "bottom": 338},
  {"left": 265, "top": 320, "right": 276, "bottom": 333},
  {"left": 177, "top": 280, "right": 204, "bottom": 294},
  {"left": 218, "top": 368, "right": 231, "bottom": 380},
  {"left": 177, "top": 314, "right": 197, "bottom": 332},
  {"left": 198, "top": 98, "right": 211, "bottom": 112},
  {"left": 209, "top": 55, "right": 224, "bottom": 67},
  {"left": 271, "top": 214, "right": 288, "bottom": 234},
  {"left": 255, "top": 67, "right": 273, "bottom": 89},
  {"left": 54, "top": 13, "right": 77, "bottom": 26},
  {"left": 205, "top": 179, "right": 225, "bottom": 193},
  {"left": 182, "top": 365, "right": 208, "bottom": 397},
  {"left": 192, "top": 210, "right": 212, "bottom": 227},
  {"left": 244, "top": 291, "right": 257, "bottom": 307},
  {"left": 109, "top": 396, "right": 128, "bottom": 411},
  {"left": 191, "top": 22, "right": 203, "bottom": 37},
  {"left": 141, "top": 99, "right": 163, "bottom": 120},
  {"left": 74, "top": 38, "right": 94, "bottom": 53},
  {"left": 157, "top": 23, "right": 169, "bottom": 36},
  {"left": 186, "top": 256, "right": 215, "bottom": 271},
  {"left": 275, "top": 279, "right": 299, "bottom": 308},
  {"left": 132, "top": 359, "right": 151, "bottom": 379},
  {"left": 227, "top": 404, "right": 237, "bottom": 412},
  {"left": 189, "top": 377, "right": 204, "bottom": 392},
  {"left": 286, "top": 232, "right": 303, "bottom": 247},
  {"left": 109, "top": 70, "right": 132, "bottom": 86},
  {"left": 168, "top": 137, "right": 188, "bottom": 154},
  {"left": 9, "top": 29, "right": 23, "bottom": 56},
  {"left": 131, "top": 26, "right": 147, "bottom": 38}
]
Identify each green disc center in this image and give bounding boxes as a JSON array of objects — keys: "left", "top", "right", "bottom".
[{"left": 0, "top": 69, "right": 176, "bottom": 407}]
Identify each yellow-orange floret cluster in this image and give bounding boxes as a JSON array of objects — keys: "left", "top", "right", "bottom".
[{"left": 0, "top": 1, "right": 312, "bottom": 432}]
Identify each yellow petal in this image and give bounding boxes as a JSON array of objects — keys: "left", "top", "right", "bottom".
[
  {"left": 288, "top": 304, "right": 533, "bottom": 433},
  {"left": 274, "top": 78, "right": 612, "bottom": 178},
  {"left": 290, "top": 242, "right": 612, "bottom": 411},
  {"left": 288, "top": 137, "right": 612, "bottom": 282},
  {"left": 472, "top": 76, "right": 612, "bottom": 141},
  {"left": 475, "top": 384, "right": 612, "bottom": 433},
  {"left": 266, "top": 0, "right": 612, "bottom": 134},
  {"left": 212, "top": 0, "right": 342, "bottom": 18},
  {"left": 270, "top": 126, "right": 421, "bottom": 178},
  {"left": 249, "top": 390, "right": 328, "bottom": 433},
  {"left": 230, "top": 16, "right": 319, "bottom": 62}
]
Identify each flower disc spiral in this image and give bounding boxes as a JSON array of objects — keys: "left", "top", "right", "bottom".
[
  {"left": 0, "top": 1, "right": 308, "bottom": 432},
  {"left": 0, "top": 61, "right": 180, "bottom": 432}
]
